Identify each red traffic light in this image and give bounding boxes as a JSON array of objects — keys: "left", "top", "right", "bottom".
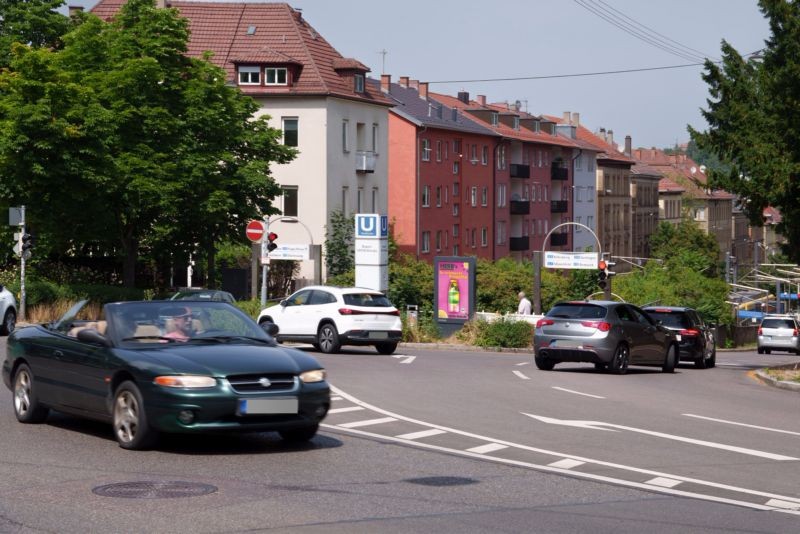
[
  {"left": 267, "top": 232, "right": 278, "bottom": 252},
  {"left": 267, "top": 232, "right": 278, "bottom": 242},
  {"left": 598, "top": 260, "right": 607, "bottom": 270}
]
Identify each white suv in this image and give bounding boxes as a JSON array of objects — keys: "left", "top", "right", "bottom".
[
  {"left": 257, "top": 286, "right": 402, "bottom": 354},
  {"left": 0, "top": 285, "right": 17, "bottom": 335}
]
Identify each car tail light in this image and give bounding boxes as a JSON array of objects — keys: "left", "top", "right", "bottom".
[
  {"left": 679, "top": 328, "right": 700, "bottom": 337},
  {"left": 757, "top": 327, "right": 763, "bottom": 335},
  {"left": 338, "top": 308, "right": 399, "bottom": 316},
  {"left": 582, "top": 320, "right": 611, "bottom": 332},
  {"left": 794, "top": 328, "right": 799, "bottom": 337},
  {"left": 536, "top": 318, "right": 554, "bottom": 328}
]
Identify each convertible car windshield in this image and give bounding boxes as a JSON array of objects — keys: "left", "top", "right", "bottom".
[{"left": 60, "top": 300, "right": 269, "bottom": 346}]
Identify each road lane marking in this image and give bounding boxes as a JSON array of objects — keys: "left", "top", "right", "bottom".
[
  {"left": 467, "top": 443, "right": 508, "bottom": 454},
  {"left": 392, "top": 355, "right": 416, "bottom": 364},
  {"left": 548, "top": 459, "right": 585, "bottom": 469},
  {"left": 646, "top": 477, "right": 683, "bottom": 488},
  {"left": 552, "top": 387, "right": 605, "bottom": 399},
  {"left": 523, "top": 413, "right": 798, "bottom": 461},
  {"left": 396, "top": 429, "right": 447, "bottom": 440},
  {"left": 766, "top": 499, "right": 800, "bottom": 510},
  {"left": 338, "top": 417, "right": 397, "bottom": 428},
  {"left": 330, "top": 396, "right": 343, "bottom": 401},
  {"left": 513, "top": 370, "right": 530, "bottom": 380},
  {"left": 325, "top": 385, "right": 800, "bottom": 513},
  {"left": 516, "top": 362, "right": 530, "bottom": 366},
  {"left": 683, "top": 414, "right": 800, "bottom": 436},
  {"left": 328, "top": 406, "right": 365, "bottom": 414}
]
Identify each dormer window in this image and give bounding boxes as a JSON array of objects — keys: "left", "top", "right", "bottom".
[
  {"left": 513, "top": 117, "right": 520, "bottom": 130},
  {"left": 266, "top": 67, "right": 288, "bottom": 85},
  {"left": 491, "top": 112, "right": 499, "bottom": 126},
  {"left": 354, "top": 73, "right": 365, "bottom": 93},
  {"left": 238, "top": 66, "right": 260, "bottom": 85}
]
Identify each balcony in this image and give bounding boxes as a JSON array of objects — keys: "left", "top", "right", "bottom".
[
  {"left": 550, "top": 200, "right": 568, "bottom": 213},
  {"left": 509, "top": 236, "right": 530, "bottom": 251},
  {"left": 356, "top": 150, "right": 376, "bottom": 173},
  {"left": 551, "top": 164, "right": 568, "bottom": 181},
  {"left": 550, "top": 233, "right": 568, "bottom": 247},
  {"left": 509, "top": 163, "right": 530, "bottom": 179},
  {"left": 510, "top": 200, "right": 530, "bottom": 215}
]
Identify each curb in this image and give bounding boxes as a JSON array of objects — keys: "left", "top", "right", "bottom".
[{"left": 753, "top": 363, "right": 800, "bottom": 393}]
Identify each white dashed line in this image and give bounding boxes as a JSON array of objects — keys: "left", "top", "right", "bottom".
[
  {"left": 766, "top": 499, "right": 800, "bottom": 510},
  {"left": 396, "top": 429, "right": 447, "bottom": 440},
  {"left": 548, "top": 458, "right": 585, "bottom": 470},
  {"left": 467, "top": 443, "right": 508, "bottom": 454},
  {"left": 513, "top": 370, "right": 530, "bottom": 380},
  {"left": 330, "top": 396, "right": 343, "bottom": 402},
  {"left": 328, "top": 406, "right": 365, "bottom": 414},
  {"left": 646, "top": 477, "right": 683, "bottom": 488},
  {"left": 516, "top": 362, "right": 530, "bottom": 366},
  {"left": 552, "top": 386, "right": 605, "bottom": 399},
  {"left": 338, "top": 417, "right": 397, "bottom": 429}
]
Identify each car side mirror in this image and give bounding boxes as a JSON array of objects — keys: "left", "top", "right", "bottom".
[
  {"left": 77, "top": 328, "right": 112, "bottom": 347},
  {"left": 280, "top": 299, "right": 288, "bottom": 307},
  {"left": 261, "top": 321, "right": 279, "bottom": 336}
]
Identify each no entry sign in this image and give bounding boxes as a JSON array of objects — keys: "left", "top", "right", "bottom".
[{"left": 246, "top": 220, "right": 266, "bottom": 242}]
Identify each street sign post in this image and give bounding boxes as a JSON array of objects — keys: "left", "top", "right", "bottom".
[{"left": 245, "top": 220, "right": 265, "bottom": 242}]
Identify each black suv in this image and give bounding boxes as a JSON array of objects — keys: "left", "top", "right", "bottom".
[{"left": 643, "top": 306, "right": 716, "bottom": 368}]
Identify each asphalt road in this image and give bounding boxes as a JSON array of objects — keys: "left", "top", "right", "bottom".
[{"left": 1, "top": 336, "right": 799, "bottom": 533}]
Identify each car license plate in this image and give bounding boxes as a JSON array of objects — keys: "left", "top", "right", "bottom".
[
  {"left": 238, "top": 398, "right": 298, "bottom": 415},
  {"left": 368, "top": 331, "right": 388, "bottom": 339},
  {"left": 763, "top": 336, "right": 771, "bottom": 341},
  {"left": 675, "top": 334, "right": 682, "bottom": 341},
  {"left": 552, "top": 339, "right": 581, "bottom": 348}
]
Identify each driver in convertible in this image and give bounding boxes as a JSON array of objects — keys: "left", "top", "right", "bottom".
[{"left": 162, "top": 306, "right": 194, "bottom": 341}]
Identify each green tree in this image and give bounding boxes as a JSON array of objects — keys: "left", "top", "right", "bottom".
[
  {"left": 0, "top": 0, "right": 294, "bottom": 286},
  {"left": 324, "top": 210, "right": 354, "bottom": 277},
  {"left": 689, "top": 0, "right": 800, "bottom": 262},
  {"left": 0, "top": 0, "right": 72, "bottom": 68},
  {"left": 650, "top": 220, "right": 719, "bottom": 277}
]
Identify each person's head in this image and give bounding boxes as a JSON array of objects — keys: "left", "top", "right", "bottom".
[
  {"left": 163, "top": 306, "right": 193, "bottom": 333},
  {"left": 518, "top": 291, "right": 526, "bottom": 300}
]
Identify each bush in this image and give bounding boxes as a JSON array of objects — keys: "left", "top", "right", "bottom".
[
  {"left": 236, "top": 299, "right": 265, "bottom": 320},
  {"left": 457, "top": 318, "right": 532, "bottom": 348},
  {"left": 1, "top": 279, "right": 144, "bottom": 306},
  {"left": 402, "top": 310, "right": 440, "bottom": 342}
]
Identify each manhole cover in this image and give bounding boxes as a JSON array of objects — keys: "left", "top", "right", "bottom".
[
  {"left": 404, "top": 476, "right": 479, "bottom": 487},
  {"left": 92, "top": 481, "right": 218, "bottom": 499}
]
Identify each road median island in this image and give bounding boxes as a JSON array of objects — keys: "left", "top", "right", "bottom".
[{"left": 753, "top": 362, "right": 800, "bottom": 392}]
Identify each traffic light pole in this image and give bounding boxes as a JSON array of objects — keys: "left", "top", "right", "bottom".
[{"left": 260, "top": 217, "right": 269, "bottom": 307}]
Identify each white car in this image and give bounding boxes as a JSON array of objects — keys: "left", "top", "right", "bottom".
[
  {"left": 1, "top": 285, "right": 17, "bottom": 336},
  {"left": 257, "top": 286, "right": 403, "bottom": 354}
]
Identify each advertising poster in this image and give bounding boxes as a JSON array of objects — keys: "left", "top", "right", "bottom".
[{"left": 435, "top": 259, "right": 472, "bottom": 321}]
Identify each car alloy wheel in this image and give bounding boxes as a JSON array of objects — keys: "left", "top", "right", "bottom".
[
  {"left": 13, "top": 364, "right": 49, "bottom": 423},
  {"left": 1, "top": 309, "right": 15, "bottom": 335},
  {"left": 317, "top": 323, "right": 341, "bottom": 354},
  {"left": 113, "top": 381, "right": 156, "bottom": 450},
  {"left": 609, "top": 345, "right": 629, "bottom": 375}
]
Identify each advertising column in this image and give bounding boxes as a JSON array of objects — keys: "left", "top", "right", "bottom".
[
  {"left": 354, "top": 214, "right": 389, "bottom": 292},
  {"left": 433, "top": 256, "right": 476, "bottom": 337}
]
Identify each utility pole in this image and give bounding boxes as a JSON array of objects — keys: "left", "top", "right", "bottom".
[{"left": 19, "top": 206, "right": 26, "bottom": 321}]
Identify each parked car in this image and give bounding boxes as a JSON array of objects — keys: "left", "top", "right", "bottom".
[
  {"left": 642, "top": 306, "right": 716, "bottom": 368},
  {"left": 757, "top": 315, "right": 800, "bottom": 355},
  {"left": 2, "top": 300, "right": 330, "bottom": 450},
  {"left": 0, "top": 285, "right": 16, "bottom": 336},
  {"left": 170, "top": 288, "right": 236, "bottom": 303},
  {"left": 534, "top": 301, "right": 678, "bottom": 374},
  {"left": 257, "top": 286, "right": 402, "bottom": 355}
]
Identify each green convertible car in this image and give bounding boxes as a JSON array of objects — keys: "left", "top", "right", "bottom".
[{"left": 2, "top": 300, "right": 330, "bottom": 450}]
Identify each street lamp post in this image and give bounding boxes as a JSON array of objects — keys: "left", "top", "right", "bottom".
[{"left": 259, "top": 215, "right": 317, "bottom": 307}]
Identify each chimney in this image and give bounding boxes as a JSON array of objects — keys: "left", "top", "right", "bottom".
[
  {"left": 409, "top": 79, "right": 419, "bottom": 90},
  {"left": 418, "top": 82, "right": 428, "bottom": 100},
  {"left": 571, "top": 112, "right": 580, "bottom": 126},
  {"left": 380, "top": 74, "right": 391, "bottom": 93},
  {"left": 399, "top": 76, "right": 409, "bottom": 88},
  {"left": 457, "top": 91, "right": 470, "bottom": 104},
  {"left": 599, "top": 127, "right": 606, "bottom": 142},
  {"left": 563, "top": 111, "right": 570, "bottom": 124},
  {"left": 68, "top": 5, "right": 84, "bottom": 16},
  {"left": 624, "top": 135, "right": 632, "bottom": 157},
  {"left": 477, "top": 95, "right": 486, "bottom": 106},
  {"left": 156, "top": 0, "right": 167, "bottom": 7},
  {"left": 608, "top": 129, "right": 614, "bottom": 146}
]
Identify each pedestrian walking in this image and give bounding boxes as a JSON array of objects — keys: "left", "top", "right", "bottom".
[{"left": 518, "top": 291, "right": 532, "bottom": 315}]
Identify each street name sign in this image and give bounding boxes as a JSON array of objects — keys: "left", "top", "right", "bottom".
[{"left": 544, "top": 251, "right": 599, "bottom": 270}]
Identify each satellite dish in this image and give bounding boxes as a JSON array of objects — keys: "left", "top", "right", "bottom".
[{"left": 690, "top": 166, "right": 697, "bottom": 174}]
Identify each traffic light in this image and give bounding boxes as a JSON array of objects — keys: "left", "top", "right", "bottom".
[
  {"left": 21, "top": 233, "right": 33, "bottom": 253},
  {"left": 266, "top": 232, "right": 278, "bottom": 252},
  {"left": 597, "top": 259, "right": 608, "bottom": 289}
]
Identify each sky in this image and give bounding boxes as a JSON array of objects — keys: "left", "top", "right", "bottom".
[{"left": 63, "top": 0, "right": 770, "bottom": 149}]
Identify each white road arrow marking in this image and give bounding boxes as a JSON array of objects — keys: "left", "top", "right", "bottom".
[
  {"left": 523, "top": 413, "right": 798, "bottom": 461},
  {"left": 513, "top": 370, "right": 530, "bottom": 380},
  {"left": 392, "top": 355, "right": 416, "bottom": 364}
]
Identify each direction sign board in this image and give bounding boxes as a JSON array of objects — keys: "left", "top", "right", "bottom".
[
  {"left": 245, "top": 220, "right": 265, "bottom": 242},
  {"left": 544, "top": 251, "right": 599, "bottom": 270},
  {"left": 266, "top": 244, "right": 310, "bottom": 261}
]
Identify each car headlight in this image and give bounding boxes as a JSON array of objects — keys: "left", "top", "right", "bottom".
[
  {"left": 299, "top": 369, "right": 326, "bottom": 383},
  {"left": 154, "top": 376, "right": 217, "bottom": 388}
]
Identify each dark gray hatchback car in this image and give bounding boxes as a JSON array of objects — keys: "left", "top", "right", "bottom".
[{"left": 534, "top": 301, "right": 678, "bottom": 374}]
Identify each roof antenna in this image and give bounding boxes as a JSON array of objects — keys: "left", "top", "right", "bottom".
[{"left": 377, "top": 49, "right": 388, "bottom": 75}]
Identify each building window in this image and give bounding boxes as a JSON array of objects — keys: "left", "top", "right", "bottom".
[
  {"left": 421, "top": 231, "right": 430, "bottom": 253},
  {"left": 576, "top": 216, "right": 582, "bottom": 230},
  {"left": 436, "top": 140, "right": 442, "bottom": 162},
  {"left": 282, "top": 117, "right": 298, "bottom": 147},
  {"left": 436, "top": 230, "right": 442, "bottom": 251},
  {"left": 471, "top": 186, "right": 478, "bottom": 207},
  {"left": 491, "top": 112, "right": 499, "bottom": 126},
  {"left": 238, "top": 66, "right": 260, "bottom": 85},
  {"left": 453, "top": 161, "right": 460, "bottom": 174},
  {"left": 453, "top": 182, "right": 460, "bottom": 196},
  {"left": 453, "top": 245, "right": 459, "bottom": 255},
  {"left": 587, "top": 215, "right": 594, "bottom": 229},
  {"left": 588, "top": 186, "right": 595, "bottom": 201},
  {"left": 357, "top": 187, "right": 364, "bottom": 212},
  {"left": 281, "top": 186, "right": 298, "bottom": 217},
  {"left": 538, "top": 150, "right": 543, "bottom": 167},
  {"left": 342, "top": 186, "right": 349, "bottom": 214},
  {"left": 453, "top": 139, "right": 462, "bottom": 155},
  {"left": 481, "top": 187, "right": 488, "bottom": 206},
  {"left": 453, "top": 224, "right": 459, "bottom": 237},
  {"left": 496, "top": 221, "right": 506, "bottom": 244},
  {"left": 342, "top": 120, "right": 349, "bottom": 152},
  {"left": 453, "top": 203, "right": 459, "bottom": 216},
  {"left": 421, "top": 139, "right": 431, "bottom": 161},
  {"left": 481, "top": 227, "right": 488, "bottom": 247},
  {"left": 354, "top": 74, "right": 365, "bottom": 93},
  {"left": 372, "top": 123, "right": 379, "bottom": 153},
  {"left": 265, "top": 67, "right": 288, "bottom": 85},
  {"left": 513, "top": 117, "right": 520, "bottom": 130},
  {"left": 436, "top": 186, "right": 442, "bottom": 207},
  {"left": 497, "top": 184, "right": 507, "bottom": 207},
  {"left": 422, "top": 185, "right": 430, "bottom": 207},
  {"left": 471, "top": 228, "right": 476, "bottom": 248},
  {"left": 497, "top": 146, "right": 506, "bottom": 170},
  {"left": 576, "top": 187, "right": 584, "bottom": 202},
  {"left": 372, "top": 187, "right": 379, "bottom": 212},
  {"left": 482, "top": 145, "right": 488, "bottom": 165},
  {"left": 444, "top": 142, "right": 449, "bottom": 160},
  {"left": 471, "top": 144, "right": 478, "bottom": 163}
]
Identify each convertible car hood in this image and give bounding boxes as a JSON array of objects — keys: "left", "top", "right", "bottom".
[{"left": 135, "top": 343, "right": 311, "bottom": 376}]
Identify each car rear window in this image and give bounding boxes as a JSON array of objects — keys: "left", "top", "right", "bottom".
[
  {"left": 761, "top": 319, "right": 796, "bottom": 329},
  {"left": 646, "top": 311, "right": 691, "bottom": 329},
  {"left": 546, "top": 304, "right": 607, "bottom": 319},
  {"left": 343, "top": 293, "right": 393, "bottom": 307}
]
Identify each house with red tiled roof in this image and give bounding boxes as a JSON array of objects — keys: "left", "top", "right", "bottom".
[
  {"left": 656, "top": 176, "right": 685, "bottom": 226},
  {"left": 92, "top": 1, "right": 394, "bottom": 285},
  {"left": 629, "top": 162, "right": 662, "bottom": 261},
  {"left": 378, "top": 76, "right": 500, "bottom": 260}
]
